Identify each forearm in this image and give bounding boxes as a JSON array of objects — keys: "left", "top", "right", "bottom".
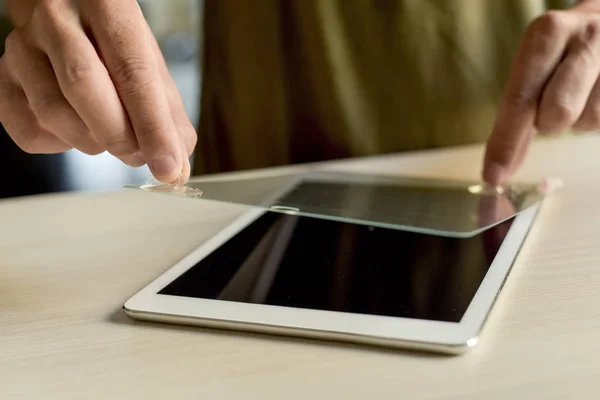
[{"left": 6, "top": 0, "right": 40, "bottom": 26}]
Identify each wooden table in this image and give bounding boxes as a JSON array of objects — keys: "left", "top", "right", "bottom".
[{"left": 2, "top": 135, "right": 600, "bottom": 399}]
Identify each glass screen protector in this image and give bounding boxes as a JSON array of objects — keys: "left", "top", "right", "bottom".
[{"left": 125, "top": 170, "right": 549, "bottom": 238}]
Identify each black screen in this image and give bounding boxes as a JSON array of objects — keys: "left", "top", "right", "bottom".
[{"left": 159, "top": 212, "right": 513, "bottom": 323}]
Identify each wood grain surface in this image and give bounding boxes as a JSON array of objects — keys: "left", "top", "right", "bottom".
[{"left": 2, "top": 135, "right": 599, "bottom": 399}]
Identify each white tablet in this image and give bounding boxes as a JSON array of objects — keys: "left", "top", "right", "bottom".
[{"left": 124, "top": 178, "right": 541, "bottom": 355}]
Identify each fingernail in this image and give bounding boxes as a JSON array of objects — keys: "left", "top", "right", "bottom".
[
  {"left": 484, "top": 162, "right": 506, "bottom": 186},
  {"left": 151, "top": 154, "right": 179, "bottom": 182},
  {"left": 180, "top": 158, "right": 191, "bottom": 183}
]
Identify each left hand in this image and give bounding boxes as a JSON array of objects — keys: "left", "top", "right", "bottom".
[{"left": 483, "top": 1, "right": 600, "bottom": 185}]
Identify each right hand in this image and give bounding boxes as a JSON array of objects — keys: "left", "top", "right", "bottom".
[{"left": 0, "top": 0, "right": 197, "bottom": 184}]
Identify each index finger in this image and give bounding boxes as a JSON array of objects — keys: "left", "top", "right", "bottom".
[
  {"left": 483, "top": 11, "right": 578, "bottom": 185},
  {"left": 85, "top": 1, "right": 184, "bottom": 183}
]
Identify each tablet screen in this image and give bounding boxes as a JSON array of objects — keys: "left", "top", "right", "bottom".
[{"left": 159, "top": 212, "right": 513, "bottom": 323}]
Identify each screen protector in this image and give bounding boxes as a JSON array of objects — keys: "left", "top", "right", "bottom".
[{"left": 125, "top": 170, "right": 552, "bottom": 237}]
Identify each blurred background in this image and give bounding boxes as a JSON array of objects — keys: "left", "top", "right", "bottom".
[{"left": 0, "top": 0, "right": 203, "bottom": 199}]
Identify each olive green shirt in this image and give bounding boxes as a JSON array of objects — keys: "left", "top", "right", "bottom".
[{"left": 194, "top": 0, "right": 572, "bottom": 175}]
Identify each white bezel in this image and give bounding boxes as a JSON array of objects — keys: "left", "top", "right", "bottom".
[{"left": 124, "top": 194, "right": 540, "bottom": 354}]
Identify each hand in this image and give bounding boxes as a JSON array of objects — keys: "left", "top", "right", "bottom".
[
  {"left": 0, "top": 0, "right": 196, "bottom": 184},
  {"left": 483, "top": 1, "right": 600, "bottom": 186}
]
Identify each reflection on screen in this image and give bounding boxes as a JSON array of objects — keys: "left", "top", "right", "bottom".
[{"left": 159, "top": 212, "right": 513, "bottom": 322}]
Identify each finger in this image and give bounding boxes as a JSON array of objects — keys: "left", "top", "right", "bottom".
[
  {"left": 0, "top": 59, "right": 71, "bottom": 154},
  {"left": 147, "top": 25, "right": 196, "bottom": 181},
  {"left": 4, "top": 29, "right": 103, "bottom": 155},
  {"left": 508, "top": 129, "right": 536, "bottom": 176},
  {"left": 536, "top": 19, "right": 600, "bottom": 133},
  {"left": 179, "top": 145, "right": 191, "bottom": 183},
  {"left": 27, "top": 4, "right": 142, "bottom": 164},
  {"left": 169, "top": 107, "right": 192, "bottom": 183},
  {"left": 574, "top": 74, "right": 600, "bottom": 131},
  {"left": 84, "top": 1, "right": 184, "bottom": 183},
  {"left": 151, "top": 39, "right": 197, "bottom": 157},
  {"left": 483, "top": 11, "right": 580, "bottom": 185}
]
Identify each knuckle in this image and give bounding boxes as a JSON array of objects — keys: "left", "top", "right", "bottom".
[
  {"left": 31, "top": 94, "right": 65, "bottom": 126},
  {"left": 529, "top": 11, "right": 567, "bottom": 39},
  {"left": 32, "top": 0, "right": 67, "bottom": 28},
  {"left": 66, "top": 128, "right": 104, "bottom": 155},
  {"left": 584, "top": 18, "right": 600, "bottom": 41},
  {"left": 4, "top": 29, "right": 25, "bottom": 56},
  {"left": 574, "top": 38, "right": 597, "bottom": 66},
  {"left": 103, "top": 133, "right": 137, "bottom": 156},
  {"left": 537, "top": 102, "right": 579, "bottom": 132},
  {"left": 504, "top": 88, "right": 539, "bottom": 108},
  {"left": 0, "top": 55, "right": 14, "bottom": 82},
  {"left": 112, "top": 56, "right": 156, "bottom": 91},
  {"left": 14, "top": 124, "right": 44, "bottom": 154},
  {"left": 575, "top": 109, "right": 600, "bottom": 131},
  {"left": 29, "top": 0, "right": 72, "bottom": 50},
  {"left": 574, "top": 20, "right": 600, "bottom": 65},
  {"left": 30, "top": 0, "right": 73, "bottom": 47},
  {"left": 552, "top": 102, "right": 579, "bottom": 125},
  {"left": 134, "top": 122, "right": 169, "bottom": 143},
  {"left": 62, "top": 60, "right": 94, "bottom": 87},
  {"left": 0, "top": 76, "right": 10, "bottom": 99},
  {"left": 79, "top": 143, "right": 104, "bottom": 156},
  {"left": 20, "top": 139, "right": 41, "bottom": 154}
]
